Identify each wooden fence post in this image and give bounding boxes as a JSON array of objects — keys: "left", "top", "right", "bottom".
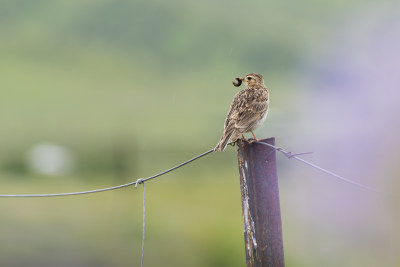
[{"left": 237, "top": 137, "right": 285, "bottom": 267}]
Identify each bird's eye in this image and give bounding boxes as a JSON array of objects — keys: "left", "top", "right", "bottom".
[{"left": 247, "top": 77, "right": 252, "bottom": 80}]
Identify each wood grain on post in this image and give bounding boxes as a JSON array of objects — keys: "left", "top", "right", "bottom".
[{"left": 237, "top": 137, "right": 285, "bottom": 267}]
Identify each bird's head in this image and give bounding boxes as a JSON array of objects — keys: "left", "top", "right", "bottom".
[{"left": 233, "top": 73, "right": 264, "bottom": 88}]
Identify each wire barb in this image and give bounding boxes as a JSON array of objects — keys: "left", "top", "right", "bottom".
[{"left": 275, "top": 147, "right": 313, "bottom": 159}]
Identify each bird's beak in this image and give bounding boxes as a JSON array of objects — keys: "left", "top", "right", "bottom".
[{"left": 232, "top": 77, "right": 243, "bottom": 87}]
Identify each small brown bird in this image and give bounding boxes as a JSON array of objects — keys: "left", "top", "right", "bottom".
[{"left": 214, "top": 73, "right": 269, "bottom": 152}]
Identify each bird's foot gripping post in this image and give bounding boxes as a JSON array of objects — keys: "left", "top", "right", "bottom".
[{"left": 237, "top": 137, "right": 285, "bottom": 267}]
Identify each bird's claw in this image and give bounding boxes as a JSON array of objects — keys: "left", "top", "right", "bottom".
[{"left": 228, "top": 141, "right": 237, "bottom": 147}]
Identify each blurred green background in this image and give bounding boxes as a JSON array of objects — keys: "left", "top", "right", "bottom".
[{"left": 0, "top": 0, "right": 399, "bottom": 266}]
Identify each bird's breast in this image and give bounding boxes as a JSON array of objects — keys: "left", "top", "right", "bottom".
[{"left": 252, "top": 109, "right": 268, "bottom": 130}]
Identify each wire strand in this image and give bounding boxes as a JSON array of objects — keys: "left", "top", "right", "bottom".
[
  {"left": 254, "top": 141, "right": 389, "bottom": 195},
  {"left": 0, "top": 148, "right": 214, "bottom": 198},
  {"left": 140, "top": 182, "right": 145, "bottom": 267},
  {"left": 0, "top": 142, "right": 389, "bottom": 196}
]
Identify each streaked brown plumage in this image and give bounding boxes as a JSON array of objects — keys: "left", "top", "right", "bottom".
[{"left": 214, "top": 73, "right": 269, "bottom": 152}]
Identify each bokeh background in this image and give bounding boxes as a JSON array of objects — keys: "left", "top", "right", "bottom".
[{"left": 0, "top": 0, "right": 399, "bottom": 266}]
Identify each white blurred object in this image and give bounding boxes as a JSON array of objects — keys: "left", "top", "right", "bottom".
[{"left": 27, "top": 143, "right": 74, "bottom": 175}]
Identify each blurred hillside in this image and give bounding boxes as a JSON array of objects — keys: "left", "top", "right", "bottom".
[
  {"left": 0, "top": 0, "right": 398, "bottom": 266},
  {"left": 0, "top": 0, "right": 371, "bottom": 175}
]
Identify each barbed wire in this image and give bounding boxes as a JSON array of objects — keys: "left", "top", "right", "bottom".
[
  {"left": 254, "top": 141, "right": 390, "bottom": 195},
  {"left": 0, "top": 141, "right": 387, "bottom": 197}
]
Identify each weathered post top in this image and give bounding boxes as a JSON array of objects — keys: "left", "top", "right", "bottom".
[{"left": 237, "top": 137, "right": 285, "bottom": 267}]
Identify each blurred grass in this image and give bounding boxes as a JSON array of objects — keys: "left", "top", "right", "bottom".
[{"left": 0, "top": 171, "right": 247, "bottom": 267}]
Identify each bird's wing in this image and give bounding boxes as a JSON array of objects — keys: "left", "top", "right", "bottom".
[
  {"left": 234, "top": 90, "right": 269, "bottom": 129},
  {"left": 249, "top": 97, "right": 269, "bottom": 113},
  {"left": 223, "top": 90, "right": 246, "bottom": 130}
]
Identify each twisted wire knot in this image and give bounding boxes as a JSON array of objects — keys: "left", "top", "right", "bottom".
[{"left": 135, "top": 178, "right": 144, "bottom": 188}]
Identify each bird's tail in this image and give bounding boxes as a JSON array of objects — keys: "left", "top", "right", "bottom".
[{"left": 214, "top": 126, "right": 235, "bottom": 152}]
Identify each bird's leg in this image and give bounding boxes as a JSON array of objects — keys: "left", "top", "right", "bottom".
[
  {"left": 248, "top": 130, "right": 259, "bottom": 143},
  {"left": 241, "top": 134, "right": 248, "bottom": 142}
]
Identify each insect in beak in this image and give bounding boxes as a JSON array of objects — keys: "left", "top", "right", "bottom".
[{"left": 232, "top": 77, "right": 243, "bottom": 87}]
